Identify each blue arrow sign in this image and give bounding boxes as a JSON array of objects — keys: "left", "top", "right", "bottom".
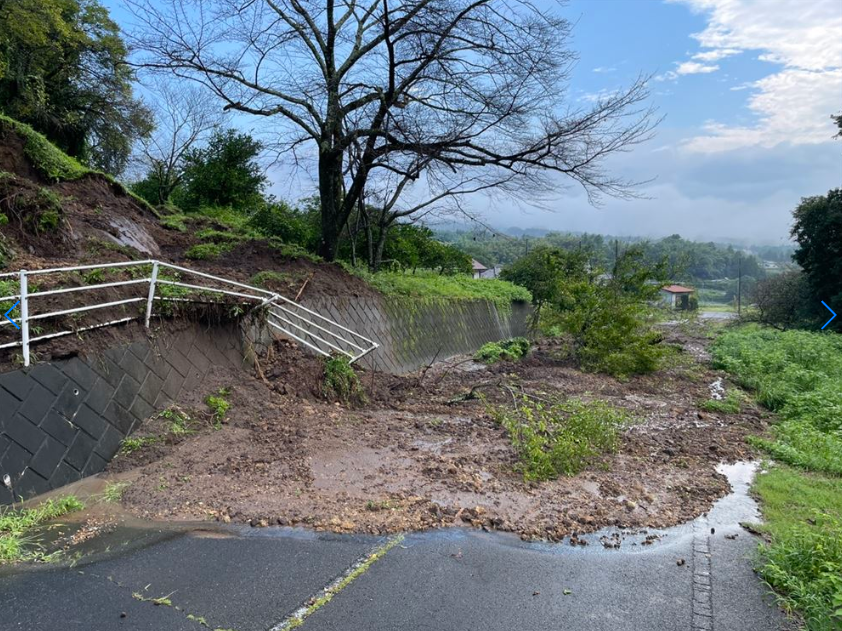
[
  {"left": 4, "top": 300, "right": 20, "bottom": 330},
  {"left": 822, "top": 301, "right": 837, "bottom": 330}
]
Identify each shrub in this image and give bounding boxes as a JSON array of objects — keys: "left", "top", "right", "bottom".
[
  {"left": 322, "top": 355, "right": 366, "bottom": 404},
  {"left": 490, "top": 396, "right": 634, "bottom": 481},
  {"left": 475, "top": 338, "right": 530, "bottom": 363}
]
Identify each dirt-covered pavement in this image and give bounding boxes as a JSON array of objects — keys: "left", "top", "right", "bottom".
[{"left": 106, "top": 322, "right": 770, "bottom": 542}]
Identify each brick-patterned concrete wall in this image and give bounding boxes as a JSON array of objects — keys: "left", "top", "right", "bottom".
[
  {"left": 0, "top": 322, "right": 247, "bottom": 505},
  {"left": 1, "top": 296, "right": 529, "bottom": 504},
  {"left": 300, "top": 295, "right": 532, "bottom": 374}
]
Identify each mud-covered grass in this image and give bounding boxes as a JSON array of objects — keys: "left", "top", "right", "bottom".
[
  {"left": 0, "top": 496, "right": 84, "bottom": 564},
  {"left": 104, "top": 325, "right": 770, "bottom": 542}
]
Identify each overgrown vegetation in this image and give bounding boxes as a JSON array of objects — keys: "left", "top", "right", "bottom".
[
  {"left": 475, "top": 338, "right": 530, "bottom": 364},
  {"left": 712, "top": 326, "right": 842, "bottom": 629},
  {"left": 350, "top": 268, "right": 531, "bottom": 306},
  {"left": 490, "top": 396, "right": 634, "bottom": 481},
  {"left": 0, "top": 496, "right": 84, "bottom": 564},
  {"left": 711, "top": 327, "right": 842, "bottom": 475},
  {"left": 752, "top": 466, "right": 842, "bottom": 630},
  {"left": 322, "top": 355, "right": 366, "bottom": 404},
  {"left": 502, "top": 245, "right": 671, "bottom": 378}
]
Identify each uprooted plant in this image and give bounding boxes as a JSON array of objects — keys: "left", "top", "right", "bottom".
[
  {"left": 322, "top": 354, "right": 366, "bottom": 404},
  {"left": 490, "top": 394, "right": 635, "bottom": 481}
]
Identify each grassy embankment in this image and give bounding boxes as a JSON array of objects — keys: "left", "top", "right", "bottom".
[{"left": 711, "top": 326, "right": 842, "bottom": 630}]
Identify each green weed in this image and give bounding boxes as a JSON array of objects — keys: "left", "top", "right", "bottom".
[
  {"left": 700, "top": 389, "right": 745, "bottom": 414},
  {"left": 475, "top": 337, "right": 530, "bottom": 364},
  {"left": 205, "top": 388, "right": 231, "bottom": 428},
  {"left": 119, "top": 436, "right": 159, "bottom": 455},
  {"left": 711, "top": 327, "right": 842, "bottom": 474},
  {"left": 490, "top": 396, "right": 634, "bottom": 481},
  {"left": 185, "top": 243, "right": 233, "bottom": 260},
  {"left": 753, "top": 465, "right": 842, "bottom": 630},
  {"left": 101, "top": 481, "right": 130, "bottom": 503},
  {"left": 0, "top": 496, "right": 84, "bottom": 564}
]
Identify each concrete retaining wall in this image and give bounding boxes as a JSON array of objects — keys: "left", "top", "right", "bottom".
[
  {"left": 0, "top": 322, "right": 246, "bottom": 504},
  {"left": 300, "top": 296, "right": 531, "bottom": 374},
  {"left": 1, "top": 296, "right": 530, "bottom": 503}
]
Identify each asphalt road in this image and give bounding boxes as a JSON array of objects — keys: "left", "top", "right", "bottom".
[{"left": 0, "top": 464, "right": 789, "bottom": 631}]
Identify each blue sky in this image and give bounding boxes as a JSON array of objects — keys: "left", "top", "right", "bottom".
[{"left": 107, "top": 0, "right": 842, "bottom": 244}]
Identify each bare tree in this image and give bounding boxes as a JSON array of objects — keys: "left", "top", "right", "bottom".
[
  {"left": 134, "top": 81, "right": 224, "bottom": 205},
  {"left": 128, "top": 0, "right": 658, "bottom": 259}
]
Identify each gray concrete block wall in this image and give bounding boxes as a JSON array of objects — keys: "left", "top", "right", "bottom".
[
  {"left": 299, "top": 295, "right": 532, "bottom": 374},
  {"left": 0, "top": 322, "right": 247, "bottom": 505},
  {"left": 0, "top": 296, "right": 530, "bottom": 504}
]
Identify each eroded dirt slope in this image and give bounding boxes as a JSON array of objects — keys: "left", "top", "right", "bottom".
[{"left": 107, "top": 324, "right": 769, "bottom": 542}]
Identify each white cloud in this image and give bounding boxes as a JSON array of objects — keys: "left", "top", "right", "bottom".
[
  {"left": 676, "top": 61, "right": 720, "bottom": 74},
  {"left": 593, "top": 66, "right": 616, "bottom": 73},
  {"left": 692, "top": 48, "right": 741, "bottom": 62},
  {"left": 669, "top": 0, "right": 842, "bottom": 152}
]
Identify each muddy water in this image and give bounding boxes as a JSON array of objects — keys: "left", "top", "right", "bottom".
[{"left": 4, "top": 461, "right": 763, "bottom": 575}]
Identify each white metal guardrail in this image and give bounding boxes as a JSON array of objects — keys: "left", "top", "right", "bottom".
[{"left": 0, "top": 260, "right": 378, "bottom": 367}]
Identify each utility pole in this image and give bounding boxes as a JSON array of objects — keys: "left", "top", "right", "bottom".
[{"left": 737, "top": 254, "right": 742, "bottom": 316}]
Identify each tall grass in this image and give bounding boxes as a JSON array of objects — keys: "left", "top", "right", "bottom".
[
  {"left": 711, "top": 327, "right": 842, "bottom": 475},
  {"left": 711, "top": 326, "right": 842, "bottom": 628}
]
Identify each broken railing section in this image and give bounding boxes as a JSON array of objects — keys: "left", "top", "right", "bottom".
[{"left": 0, "top": 260, "right": 378, "bottom": 367}]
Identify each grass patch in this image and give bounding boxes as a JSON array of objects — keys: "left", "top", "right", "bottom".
[
  {"left": 475, "top": 337, "right": 530, "bottom": 364},
  {"left": 120, "top": 436, "right": 159, "bottom": 455},
  {"left": 185, "top": 243, "right": 233, "bottom": 260},
  {"left": 322, "top": 354, "right": 366, "bottom": 404},
  {"left": 490, "top": 396, "right": 634, "bottom": 481},
  {"left": 160, "top": 214, "right": 189, "bottom": 232},
  {"left": 0, "top": 496, "right": 84, "bottom": 564},
  {"left": 711, "top": 327, "right": 842, "bottom": 475},
  {"left": 700, "top": 389, "right": 745, "bottom": 414},
  {"left": 0, "top": 114, "right": 89, "bottom": 181},
  {"left": 101, "top": 481, "right": 130, "bottom": 503},
  {"left": 348, "top": 268, "right": 531, "bottom": 306},
  {"left": 753, "top": 465, "right": 842, "bottom": 630}
]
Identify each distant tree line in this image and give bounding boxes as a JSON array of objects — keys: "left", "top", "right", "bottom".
[{"left": 436, "top": 230, "right": 769, "bottom": 282}]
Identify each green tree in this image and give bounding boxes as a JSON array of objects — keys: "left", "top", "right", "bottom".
[
  {"left": 791, "top": 189, "right": 842, "bottom": 331},
  {"left": 0, "top": 0, "right": 151, "bottom": 174},
  {"left": 502, "top": 245, "right": 669, "bottom": 378},
  {"left": 177, "top": 129, "right": 266, "bottom": 212}
]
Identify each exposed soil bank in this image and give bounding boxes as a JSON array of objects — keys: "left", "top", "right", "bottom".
[{"left": 104, "top": 323, "right": 771, "bottom": 542}]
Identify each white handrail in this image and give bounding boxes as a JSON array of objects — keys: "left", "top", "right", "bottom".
[{"left": 1, "top": 259, "right": 378, "bottom": 366}]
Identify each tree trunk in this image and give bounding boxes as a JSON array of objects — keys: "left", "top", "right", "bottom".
[{"left": 317, "top": 148, "right": 344, "bottom": 260}]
